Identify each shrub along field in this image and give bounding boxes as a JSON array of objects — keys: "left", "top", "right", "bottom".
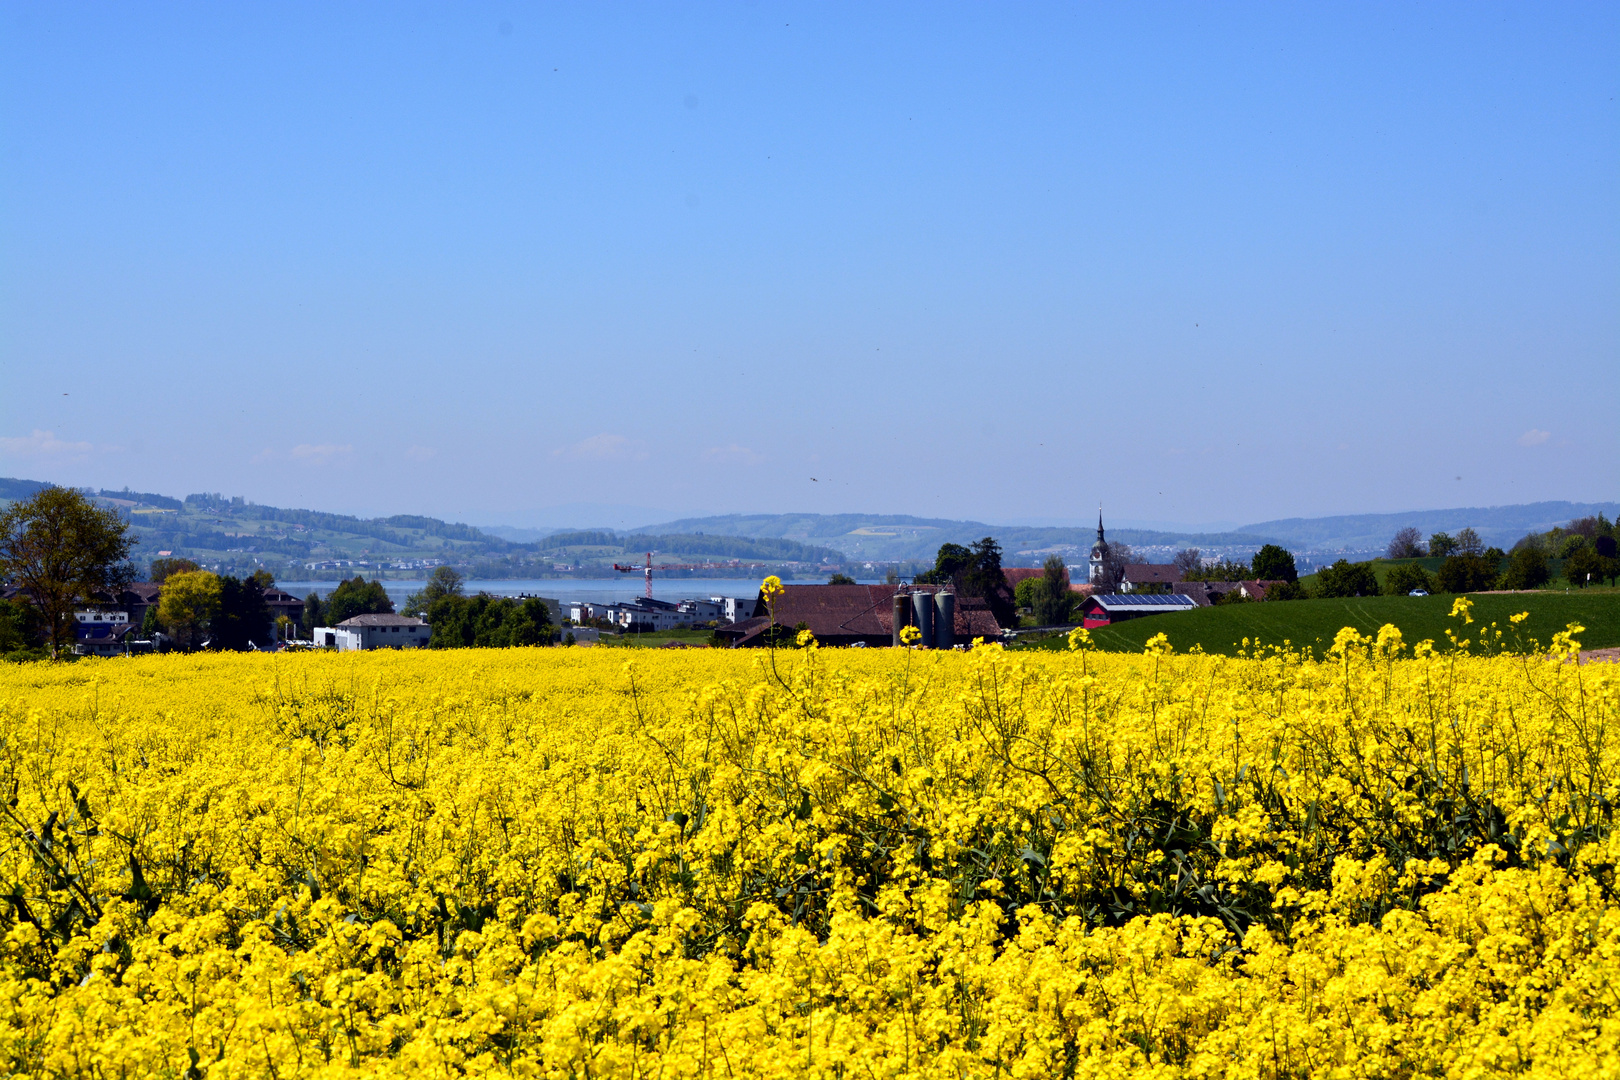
[
  {"left": 0, "top": 632, "right": 1613, "bottom": 1076},
  {"left": 1020, "top": 592, "right": 1620, "bottom": 657}
]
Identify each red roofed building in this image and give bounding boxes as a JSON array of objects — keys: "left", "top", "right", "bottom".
[{"left": 716, "top": 584, "right": 1003, "bottom": 648}]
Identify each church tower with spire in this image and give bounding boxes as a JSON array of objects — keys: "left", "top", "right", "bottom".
[{"left": 1089, "top": 510, "right": 1108, "bottom": 586}]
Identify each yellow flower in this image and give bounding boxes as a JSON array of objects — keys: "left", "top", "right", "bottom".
[{"left": 760, "top": 575, "right": 785, "bottom": 603}]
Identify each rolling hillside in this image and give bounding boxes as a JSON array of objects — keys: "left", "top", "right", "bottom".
[{"left": 0, "top": 480, "right": 843, "bottom": 581}]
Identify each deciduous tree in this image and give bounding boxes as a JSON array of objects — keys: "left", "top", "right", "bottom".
[
  {"left": 1250, "top": 544, "right": 1298, "bottom": 583},
  {"left": 324, "top": 577, "right": 394, "bottom": 625},
  {"left": 0, "top": 487, "right": 136, "bottom": 656},
  {"left": 1386, "top": 527, "right": 1426, "bottom": 559},
  {"left": 1436, "top": 553, "right": 1497, "bottom": 594},
  {"left": 1428, "top": 532, "right": 1458, "bottom": 557},
  {"left": 404, "top": 566, "right": 465, "bottom": 616},
  {"left": 212, "top": 575, "right": 270, "bottom": 650},
  {"left": 1314, "top": 559, "right": 1379, "bottom": 598},
  {"left": 1500, "top": 547, "right": 1550, "bottom": 591},
  {"left": 1384, "top": 563, "right": 1435, "bottom": 596},
  {"left": 157, "top": 570, "right": 221, "bottom": 649},
  {"left": 149, "top": 557, "right": 200, "bottom": 584},
  {"left": 1034, "top": 555, "right": 1073, "bottom": 626}
]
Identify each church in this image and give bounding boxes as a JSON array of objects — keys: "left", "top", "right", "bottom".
[{"left": 1088, "top": 512, "right": 1110, "bottom": 585}]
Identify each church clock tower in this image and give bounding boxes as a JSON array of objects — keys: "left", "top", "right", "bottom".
[{"left": 1089, "top": 511, "right": 1108, "bottom": 586}]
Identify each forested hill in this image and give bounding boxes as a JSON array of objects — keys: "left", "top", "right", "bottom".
[
  {"left": 635, "top": 513, "right": 1280, "bottom": 563},
  {"left": 620, "top": 533, "right": 841, "bottom": 563},
  {"left": 0, "top": 479, "right": 845, "bottom": 580},
  {"left": 1240, "top": 501, "right": 1620, "bottom": 551}
]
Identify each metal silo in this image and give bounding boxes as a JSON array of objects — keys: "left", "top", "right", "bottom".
[
  {"left": 934, "top": 591, "right": 955, "bottom": 650},
  {"left": 911, "top": 590, "right": 935, "bottom": 648}
]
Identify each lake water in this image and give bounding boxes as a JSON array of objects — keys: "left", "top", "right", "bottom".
[{"left": 275, "top": 577, "right": 882, "bottom": 608}]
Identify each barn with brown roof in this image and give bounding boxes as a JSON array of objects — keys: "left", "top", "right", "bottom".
[{"left": 716, "top": 584, "right": 1003, "bottom": 648}]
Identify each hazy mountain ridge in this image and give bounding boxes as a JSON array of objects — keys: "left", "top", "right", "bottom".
[
  {"left": 1239, "top": 501, "right": 1620, "bottom": 551},
  {"left": 634, "top": 514, "right": 1284, "bottom": 563},
  {"left": 5, "top": 477, "right": 1607, "bottom": 570}
]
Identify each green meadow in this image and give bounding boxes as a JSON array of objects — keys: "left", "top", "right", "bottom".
[{"left": 1016, "top": 591, "right": 1620, "bottom": 658}]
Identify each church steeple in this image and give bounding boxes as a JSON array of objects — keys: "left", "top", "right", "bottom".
[{"left": 1089, "top": 507, "right": 1108, "bottom": 585}]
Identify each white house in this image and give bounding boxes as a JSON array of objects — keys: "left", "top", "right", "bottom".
[
  {"left": 73, "top": 609, "right": 136, "bottom": 656},
  {"left": 315, "top": 613, "right": 432, "bottom": 650},
  {"left": 711, "top": 596, "right": 758, "bottom": 624}
]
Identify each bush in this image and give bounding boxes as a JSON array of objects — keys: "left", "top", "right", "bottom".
[
  {"left": 1500, "top": 546, "right": 1551, "bottom": 591},
  {"left": 1385, "top": 563, "right": 1436, "bottom": 596},
  {"left": 1437, "top": 554, "right": 1499, "bottom": 594},
  {"left": 1562, "top": 545, "right": 1611, "bottom": 588},
  {"left": 1315, "top": 559, "right": 1379, "bottom": 598},
  {"left": 1251, "top": 544, "right": 1299, "bottom": 583},
  {"left": 1264, "top": 579, "right": 1309, "bottom": 601}
]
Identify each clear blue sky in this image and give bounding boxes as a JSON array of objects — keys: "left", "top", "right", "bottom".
[{"left": 2, "top": 2, "right": 1615, "bottom": 529}]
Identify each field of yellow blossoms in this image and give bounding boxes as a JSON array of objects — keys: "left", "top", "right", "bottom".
[{"left": 0, "top": 610, "right": 1615, "bottom": 1078}]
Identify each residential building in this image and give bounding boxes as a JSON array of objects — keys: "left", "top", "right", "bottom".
[
  {"left": 263, "top": 588, "right": 306, "bottom": 633},
  {"left": 711, "top": 596, "right": 758, "bottom": 623},
  {"left": 1173, "top": 580, "right": 1285, "bottom": 606},
  {"left": 679, "top": 598, "right": 725, "bottom": 624},
  {"left": 1120, "top": 564, "right": 1180, "bottom": 591},
  {"left": 616, "top": 598, "right": 686, "bottom": 632},
  {"left": 73, "top": 609, "right": 140, "bottom": 656},
  {"left": 314, "top": 613, "right": 432, "bottom": 650}
]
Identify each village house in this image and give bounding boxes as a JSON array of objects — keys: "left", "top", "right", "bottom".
[
  {"left": 1120, "top": 564, "right": 1181, "bottom": 591},
  {"left": 73, "top": 609, "right": 146, "bottom": 656},
  {"left": 314, "top": 613, "right": 432, "bottom": 650}
]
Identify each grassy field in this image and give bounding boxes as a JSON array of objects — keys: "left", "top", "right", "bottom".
[
  {"left": 589, "top": 626, "right": 720, "bottom": 648},
  {"left": 1017, "top": 591, "right": 1620, "bottom": 657}
]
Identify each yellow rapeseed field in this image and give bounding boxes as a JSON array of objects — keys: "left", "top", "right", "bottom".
[{"left": 0, "top": 612, "right": 1615, "bottom": 1078}]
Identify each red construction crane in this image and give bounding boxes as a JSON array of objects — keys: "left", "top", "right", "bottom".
[{"left": 612, "top": 552, "right": 765, "bottom": 598}]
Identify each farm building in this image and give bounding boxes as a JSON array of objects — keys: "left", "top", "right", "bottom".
[
  {"left": 717, "top": 584, "right": 1003, "bottom": 648},
  {"left": 1079, "top": 593, "right": 1199, "bottom": 628}
]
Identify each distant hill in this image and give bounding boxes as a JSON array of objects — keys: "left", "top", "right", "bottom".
[
  {"left": 641, "top": 502, "right": 1617, "bottom": 564},
  {"left": 0, "top": 477, "right": 53, "bottom": 503},
  {"left": 634, "top": 513, "right": 1280, "bottom": 563},
  {"left": 1240, "top": 501, "right": 1620, "bottom": 552},
  {"left": 6, "top": 476, "right": 1609, "bottom": 575},
  {"left": 0, "top": 477, "right": 847, "bottom": 580}
]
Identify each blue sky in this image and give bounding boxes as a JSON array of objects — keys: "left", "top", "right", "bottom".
[{"left": 2, "top": 2, "right": 1614, "bottom": 529}]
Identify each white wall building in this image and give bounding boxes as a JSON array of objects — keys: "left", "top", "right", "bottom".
[
  {"left": 679, "top": 598, "right": 724, "bottom": 624},
  {"left": 314, "top": 613, "right": 432, "bottom": 650},
  {"left": 711, "top": 596, "right": 758, "bottom": 624}
]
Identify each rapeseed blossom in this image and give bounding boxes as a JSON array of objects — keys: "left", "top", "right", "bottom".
[{"left": 0, "top": 623, "right": 1613, "bottom": 1077}]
